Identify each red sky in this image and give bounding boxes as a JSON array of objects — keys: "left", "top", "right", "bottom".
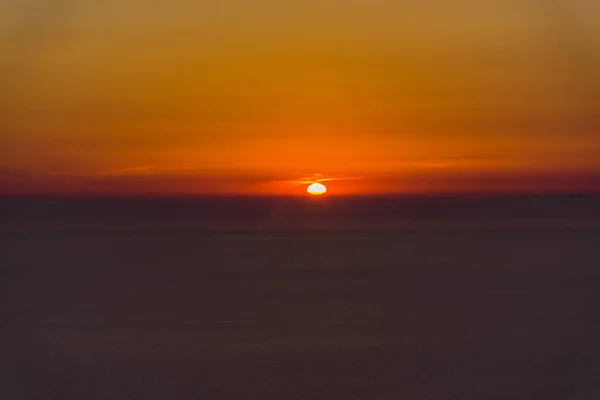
[{"left": 1, "top": 0, "right": 599, "bottom": 195}]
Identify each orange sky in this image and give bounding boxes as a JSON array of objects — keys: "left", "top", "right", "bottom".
[{"left": 1, "top": 0, "right": 599, "bottom": 195}]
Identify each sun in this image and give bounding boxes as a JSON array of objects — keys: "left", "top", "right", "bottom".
[{"left": 307, "top": 182, "right": 327, "bottom": 195}]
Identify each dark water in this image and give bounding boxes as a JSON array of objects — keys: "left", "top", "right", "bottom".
[{"left": 2, "top": 196, "right": 600, "bottom": 399}]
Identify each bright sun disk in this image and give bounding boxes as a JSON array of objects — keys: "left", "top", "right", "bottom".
[{"left": 307, "top": 182, "right": 327, "bottom": 195}]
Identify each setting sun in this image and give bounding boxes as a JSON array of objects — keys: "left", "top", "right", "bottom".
[{"left": 307, "top": 183, "right": 327, "bottom": 195}]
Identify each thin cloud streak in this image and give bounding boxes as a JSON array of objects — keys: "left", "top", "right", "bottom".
[{"left": 276, "top": 175, "right": 364, "bottom": 186}]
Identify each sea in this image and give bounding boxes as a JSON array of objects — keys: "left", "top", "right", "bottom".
[{"left": 1, "top": 195, "right": 599, "bottom": 399}]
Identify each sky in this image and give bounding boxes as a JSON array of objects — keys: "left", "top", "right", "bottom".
[{"left": 1, "top": 0, "right": 599, "bottom": 195}]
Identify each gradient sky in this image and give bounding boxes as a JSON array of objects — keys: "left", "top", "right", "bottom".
[{"left": 1, "top": 0, "right": 599, "bottom": 195}]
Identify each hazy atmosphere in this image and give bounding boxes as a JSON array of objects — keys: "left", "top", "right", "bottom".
[
  {"left": 2, "top": 2, "right": 600, "bottom": 400},
  {"left": 2, "top": 0, "right": 599, "bottom": 195}
]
